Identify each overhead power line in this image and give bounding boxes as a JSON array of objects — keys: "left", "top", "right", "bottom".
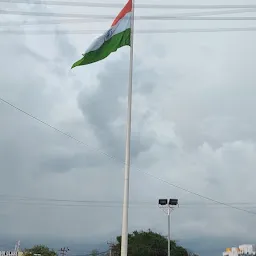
[
  {"left": 0, "top": 19, "right": 107, "bottom": 26},
  {"left": 2, "top": 9, "right": 256, "bottom": 27},
  {"left": 2, "top": 0, "right": 256, "bottom": 9},
  {"left": 2, "top": 199, "right": 256, "bottom": 210},
  {"left": 137, "top": 27, "right": 256, "bottom": 34},
  {"left": 0, "top": 200, "right": 229, "bottom": 209},
  {"left": 2, "top": 194, "right": 256, "bottom": 209},
  {"left": 2, "top": 9, "right": 256, "bottom": 20},
  {"left": 0, "top": 97, "right": 116, "bottom": 162},
  {"left": 2, "top": 27, "right": 256, "bottom": 35},
  {"left": 1, "top": 97, "right": 256, "bottom": 216}
]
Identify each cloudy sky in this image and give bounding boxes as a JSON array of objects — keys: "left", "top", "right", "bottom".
[{"left": 1, "top": 0, "right": 256, "bottom": 255}]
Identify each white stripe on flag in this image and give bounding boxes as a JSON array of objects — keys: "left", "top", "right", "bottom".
[{"left": 85, "top": 12, "right": 131, "bottom": 54}]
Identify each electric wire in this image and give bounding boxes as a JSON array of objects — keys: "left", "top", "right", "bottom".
[
  {"left": 1, "top": 97, "right": 256, "bottom": 216},
  {"left": 2, "top": 1, "right": 256, "bottom": 10},
  {"left": 1, "top": 200, "right": 256, "bottom": 210},
  {"left": 0, "top": 18, "right": 107, "bottom": 26},
  {"left": 0, "top": 97, "right": 117, "bottom": 163},
  {"left": 3, "top": 193, "right": 256, "bottom": 206},
  {"left": 1, "top": 194, "right": 256, "bottom": 209},
  {"left": 2, "top": 27, "right": 256, "bottom": 35},
  {"left": 2, "top": 9, "right": 256, "bottom": 27},
  {"left": 2, "top": 9, "right": 256, "bottom": 20}
]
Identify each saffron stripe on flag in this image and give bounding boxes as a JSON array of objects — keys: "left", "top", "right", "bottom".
[{"left": 112, "top": 0, "right": 132, "bottom": 26}]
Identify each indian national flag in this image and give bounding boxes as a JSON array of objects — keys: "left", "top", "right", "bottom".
[{"left": 72, "top": 0, "right": 132, "bottom": 68}]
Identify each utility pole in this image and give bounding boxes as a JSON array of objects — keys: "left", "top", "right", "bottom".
[
  {"left": 107, "top": 242, "right": 114, "bottom": 256},
  {"left": 59, "top": 247, "right": 69, "bottom": 256}
]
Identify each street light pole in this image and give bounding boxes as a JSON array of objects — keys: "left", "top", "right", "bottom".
[
  {"left": 158, "top": 198, "right": 179, "bottom": 256},
  {"left": 167, "top": 207, "right": 171, "bottom": 256}
]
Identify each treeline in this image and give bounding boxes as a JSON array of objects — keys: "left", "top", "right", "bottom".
[
  {"left": 105, "top": 230, "right": 198, "bottom": 256},
  {"left": 23, "top": 230, "right": 198, "bottom": 256}
]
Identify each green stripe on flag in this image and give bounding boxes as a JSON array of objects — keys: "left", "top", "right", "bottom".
[{"left": 72, "top": 28, "right": 131, "bottom": 68}]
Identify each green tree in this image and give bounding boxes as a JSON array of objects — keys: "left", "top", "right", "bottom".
[
  {"left": 187, "top": 251, "right": 199, "bottom": 256},
  {"left": 23, "top": 245, "right": 57, "bottom": 256},
  {"left": 111, "top": 229, "right": 190, "bottom": 256},
  {"left": 90, "top": 249, "right": 99, "bottom": 256}
]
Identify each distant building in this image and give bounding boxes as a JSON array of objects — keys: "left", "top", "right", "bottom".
[
  {"left": 223, "top": 245, "right": 256, "bottom": 256},
  {"left": 0, "top": 252, "right": 18, "bottom": 256},
  {"left": 0, "top": 241, "right": 23, "bottom": 256},
  {"left": 0, "top": 251, "right": 23, "bottom": 256}
]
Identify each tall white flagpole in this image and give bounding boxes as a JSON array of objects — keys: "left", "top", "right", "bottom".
[{"left": 120, "top": 0, "right": 135, "bottom": 255}]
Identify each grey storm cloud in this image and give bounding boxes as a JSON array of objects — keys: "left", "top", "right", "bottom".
[{"left": 77, "top": 56, "right": 158, "bottom": 162}]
